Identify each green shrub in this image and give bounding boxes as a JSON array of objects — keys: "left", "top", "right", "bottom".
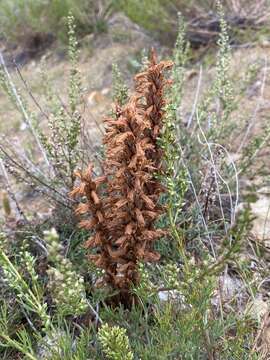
[
  {"left": 117, "top": 0, "right": 270, "bottom": 46},
  {"left": 0, "top": 13, "right": 83, "bottom": 209},
  {"left": 0, "top": 0, "right": 113, "bottom": 45}
]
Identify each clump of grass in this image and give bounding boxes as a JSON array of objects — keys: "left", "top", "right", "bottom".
[
  {"left": 117, "top": 0, "right": 270, "bottom": 47},
  {"left": 115, "top": 0, "right": 170, "bottom": 35},
  {"left": 0, "top": 0, "right": 113, "bottom": 46}
]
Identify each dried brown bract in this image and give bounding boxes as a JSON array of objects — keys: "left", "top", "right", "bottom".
[{"left": 71, "top": 51, "right": 172, "bottom": 300}]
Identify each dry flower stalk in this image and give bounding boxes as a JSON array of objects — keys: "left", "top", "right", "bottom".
[{"left": 71, "top": 51, "right": 172, "bottom": 298}]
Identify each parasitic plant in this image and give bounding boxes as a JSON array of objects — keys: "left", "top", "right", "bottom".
[{"left": 71, "top": 51, "right": 172, "bottom": 301}]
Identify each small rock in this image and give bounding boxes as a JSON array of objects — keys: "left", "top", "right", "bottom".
[
  {"left": 37, "top": 330, "right": 74, "bottom": 359},
  {"left": 87, "top": 90, "right": 107, "bottom": 106},
  {"left": 158, "top": 290, "right": 186, "bottom": 305},
  {"left": 20, "top": 122, "right": 28, "bottom": 131},
  {"left": 251, "top": 193, "right": 270, "bottom": 241},
  {"left": 101, "top": 87, "right": 110, "bottom": 96},
  {"left": 212, "top": 273, "right": 245, "bottom": 309},
  {"left": 248, "top": 295, "right": 269, "bottom": 321}
]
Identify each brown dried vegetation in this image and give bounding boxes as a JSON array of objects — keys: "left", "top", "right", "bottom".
[{"left": 71, "top": 51, "right": 172, "bottom": 299}]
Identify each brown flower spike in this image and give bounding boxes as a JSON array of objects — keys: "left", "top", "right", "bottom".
[{"left": 71, "top": 51, "right": 172, "bottom": 299}]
